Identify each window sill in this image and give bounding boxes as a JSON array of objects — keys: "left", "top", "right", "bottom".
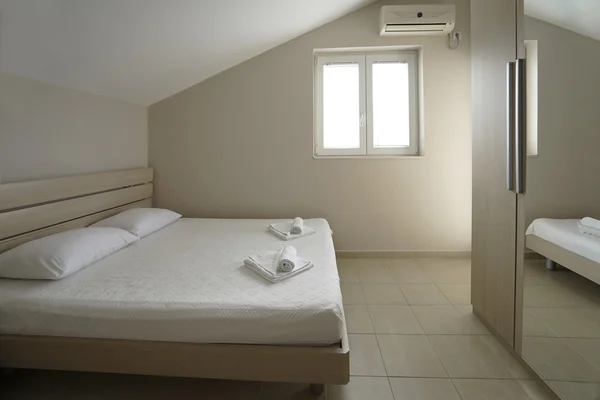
[{"left": 313, "top": 155, "right": 424, "bottom": 160}]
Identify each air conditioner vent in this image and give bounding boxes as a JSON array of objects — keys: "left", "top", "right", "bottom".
[{"left": 380, "top": 5, "right": 456, "bottom": 36}]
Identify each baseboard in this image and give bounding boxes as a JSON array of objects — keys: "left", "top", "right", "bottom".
[{"left": 335, "top": 250, "right": 471, "bottom": 259}]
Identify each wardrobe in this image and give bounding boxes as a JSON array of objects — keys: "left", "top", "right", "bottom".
[{"left": 471, "top": 0, "right": 527, "bottom": 353}]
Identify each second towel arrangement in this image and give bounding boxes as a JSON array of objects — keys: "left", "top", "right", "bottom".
[
  {"left": 578, "top": 217, "right": 600, "bottom": 240},
  {"left": 269, "top": 217, "right": 315, "bottom": 241},
  {"left": 244, "top": 245, "right": 313, "bottom": 283}
]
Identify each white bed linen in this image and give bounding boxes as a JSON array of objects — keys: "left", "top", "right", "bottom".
[
  {"left": 526, "top": 218, "right": 600, "bottom": 264},
  {"left": 0, "top": 218, "right": 344, "bottom": 346}
]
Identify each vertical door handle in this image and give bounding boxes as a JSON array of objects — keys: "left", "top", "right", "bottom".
[
  {"left": 506, "top": 61, "right": 516, "bottom": 192},
  {"left": 515, "top": 58, "right": 527, "bottom": 194}
]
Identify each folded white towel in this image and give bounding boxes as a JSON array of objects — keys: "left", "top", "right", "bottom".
[
  {"left": 581, "top": 217, "right": 600, "bottom": 230},
  {"left": 278, "top": 245, "right": 297, "bottom": 272},
  {"left": 291, "top": 217, "right": 303, "bottom": 234},
  {"left": 269, "top": 221, "right": 315, "bottom": 241},
  {"left": 244, "top": 249, "right": 312, "bottom": 283},
  {"left": 579, "top": 217, "right": 600, "bottom": 239}
]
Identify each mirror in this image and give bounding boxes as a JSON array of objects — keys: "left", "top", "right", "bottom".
[{"left": 521, "top": 4, "right": 600, "bottom": 400}]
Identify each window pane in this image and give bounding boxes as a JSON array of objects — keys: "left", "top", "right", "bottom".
[
  {"left": 372, "top": 62, "right": 410, "bottom": 147},
  {"left": 323, "top": 63, "right": 360, "bottom": 149}
]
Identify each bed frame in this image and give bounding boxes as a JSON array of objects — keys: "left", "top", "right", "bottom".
[
  {"left": 0, "top": 168, "right": 349, "bottom": 392},
  {"left": 526, "top": 234, "right": 600, "bottom": 285}
]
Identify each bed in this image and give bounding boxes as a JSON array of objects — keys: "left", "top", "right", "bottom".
[
  {"left": 0, "top": 168, "right": 349, "bottom": 392},
  {"left": 526, "top": 218, "right": 600, "bottom": 285}
]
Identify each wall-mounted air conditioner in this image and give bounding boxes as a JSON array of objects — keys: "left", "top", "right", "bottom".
[{"left": 380, "top": 4, "right": 456, "bottom": 36}]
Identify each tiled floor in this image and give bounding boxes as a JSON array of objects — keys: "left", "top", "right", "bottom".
[
  {"left": 1, "top": 258, "right": 557, "bottom": 399},
  {"left": 522, "top": 259, "right": 600, "bottom": 400}
]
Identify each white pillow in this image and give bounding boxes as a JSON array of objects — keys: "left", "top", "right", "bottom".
[
  {"left": 91, "top": 208, "right": 181, "bottom": 238},
  {"left": 0, "top": 228, "right": 138, "bottom": 280}
]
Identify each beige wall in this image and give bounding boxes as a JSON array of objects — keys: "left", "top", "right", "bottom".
[
  {"left": 149, "top": 0, "right": 472, "bottom": 251},
  {"left": 0, "top": 72, "right": 147, "bottom": 183},
  {"left": 525, "top": 17, "right": 600, "bottom": 224}
]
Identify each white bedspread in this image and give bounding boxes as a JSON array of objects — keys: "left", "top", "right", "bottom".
[
  {"left": 526, "top": 218, "right": 600, "bottom": 264},
  {"left": 0, "top": 218, "right": 344, "bottom": 346}
]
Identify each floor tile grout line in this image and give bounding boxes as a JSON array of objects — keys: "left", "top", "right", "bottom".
[
  {"left": 372, "top": 330, "right": 391, "bottom": 378},
  {"left": 423, "top": 331, "right": 452, "bottom": 380}
]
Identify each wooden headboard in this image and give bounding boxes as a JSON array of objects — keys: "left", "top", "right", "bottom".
[{"left": 0, "top": 168, "right": 153, "bottom": 253}]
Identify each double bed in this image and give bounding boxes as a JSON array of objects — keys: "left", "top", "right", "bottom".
[
  {"left": 526, "top": 218, "right": 600, "bottom": 285},
  {"left": 0, "top": 168, "right": 349, "bottom": 392}
]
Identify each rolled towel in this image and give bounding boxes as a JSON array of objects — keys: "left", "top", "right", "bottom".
[
  {"left": 277, "top": 245, "right": 297, "bottom": 272},
  {"left": 291, "top": 217, "right": 304, "bottom": 234},
  {"left": 581, "top": 217, "right": 600, "bottom": 230}
]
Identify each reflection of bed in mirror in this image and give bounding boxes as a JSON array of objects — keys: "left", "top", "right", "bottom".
[{"left": 526, "top": 218, "right": 600, "bottom": 285}]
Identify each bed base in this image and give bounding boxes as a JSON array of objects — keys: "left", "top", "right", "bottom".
[
  {"left": 0, "top": 331, "right": 349, "bottom": 387},
  {"left": 526, "top": 235, "right": 600, "bottom": 285}
]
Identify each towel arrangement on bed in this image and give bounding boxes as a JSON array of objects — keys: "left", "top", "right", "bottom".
[
  {"left": 244, "top": 245, "right": 313, "bottom": 283},
  {"left": 268, "top": 217, "right": 315, "bottom": 241},
  {"left": 578, "top": 217, "right": 600, "bottom": 239}
]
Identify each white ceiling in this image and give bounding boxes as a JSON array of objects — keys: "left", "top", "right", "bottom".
[
  {"left": 525, "top": 0, "right": 600, "bottom": 42},
  {"left": 0, "top": 0, "right": 375, "bottom": 105}
]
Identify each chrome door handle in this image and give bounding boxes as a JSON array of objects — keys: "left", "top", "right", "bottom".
[
  {"left": 507, "top": 61, "right": 516, "bottom": 192},
  {"left": 515, "top": 58, "right": 527, "bottom": 194}
]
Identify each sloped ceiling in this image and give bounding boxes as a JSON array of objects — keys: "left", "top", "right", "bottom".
[
  {"left": 0, "top": 0, "right": 376, "bottom": 105},
  {"left": 525, "top": 0, "right": 600, "bottom": 42}
]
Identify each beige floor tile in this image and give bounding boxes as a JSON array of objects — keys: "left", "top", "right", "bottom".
[
  {"left": 389, "top": 378, "right": 461, "bottom": 400},
  {"left": 436, "top": 284, "right": 471, "bottom": 305},
  {"left": 526, "top": 307, "right": 600, "bottom": 338},
  {"left": 353, "top": 259, "right": 382, "bottom": 268},
  {"left": 524, "top": 261, "right": 561, "bottom": 286},
  {"left": 478, "top": 335, "right": 531, "bottom": 379},
  {"left": 345, "top": 305, "right": 374, "bottom": 334},
  {"left": 368, "top": 306, "right": 423, "bottom": 334},
  {"left": 428, "top": 335, "right": 511, "bottom": 378},
  {"left": 454, "top": 306, "right": 490, "bottom": 334},
  {"left": 337, "top": 259, "right": 359, "bottom": 283},
  {"left": 418, "top": 259, "right": 471, "bottom": 284},
  {"left": 328, "top": 377, "right": 394, "bottom": 400},
  {"left": 389, "top": 261, "right": 432, "bottom": 284},
  {"left": 400, "top": 284, "right": 450, "bottom": 305},
  {"left": 517, "top": 380, "right": 555, "bottom": 400},
  {"left": 357, "top": 266, "right": 395, "bottom": 284},
  {"left": 547, "top": 381, "right": 600, "bottom": 400},
  {"left": 376, "top": 335, "right": 447, "bottom": 377},
  {"left": 524, "top": 286, "right": 562, "bottom": 307},
  {"left": 348, "top": 334, "right": 386, "bottom": 376},
  {"left": 522, "top": 309, "right": 556, "bottom": 337},
  {"left": 452, "top": 379, "right": 530, "bottom": 400},
  {"left": 522, "top": 336, "right": 600, "bottom": 382},
  {"left": 412, "top": 306, "right": 474, "bottom": 334},
  {"left": 341, "top": 283, "right": 366, "bottom": 305},
  {"left": 260, "top": 382, "right": 325, "bottom": 399},
  {"left": 565, "top": 338, "right": 600, "bottom": 371},
  {"left": 541, "top": 283, "right": 600, "bottom": 308},
  {"left": 362, "top": 284, "right": 407, "bottom": 305}
]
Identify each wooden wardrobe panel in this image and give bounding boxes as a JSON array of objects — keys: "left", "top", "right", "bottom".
[{"left": 471, "top": 0, "right": 519, "bottom": 347}]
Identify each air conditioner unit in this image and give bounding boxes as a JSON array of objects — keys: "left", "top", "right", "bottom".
[{"left": 380, "top": 5, "right": 455, "bottom": 36}]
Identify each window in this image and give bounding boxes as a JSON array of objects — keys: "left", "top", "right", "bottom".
[{"left": 314, "top": 50, "right": 420, "bottom": 157}]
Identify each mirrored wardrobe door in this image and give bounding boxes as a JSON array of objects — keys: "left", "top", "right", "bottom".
[{"left": 520, "top": 1, "right": 600, "bottom": 399}]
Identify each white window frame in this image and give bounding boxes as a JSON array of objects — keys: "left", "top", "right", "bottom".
[
  {"left": 366, "top": 52, "right": 419, "bottom": 156},
  {"left": 314, "top": 55, "right": 366, "bottom": 156},
  {"left": 314, "top": 50, "right": 420, "bottom": 157}
]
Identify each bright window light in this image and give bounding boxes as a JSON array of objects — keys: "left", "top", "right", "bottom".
[
  {"left": 372, "top": 62, "right": 410, "bottom": 147},
  {"left": 323, "top": 63, "right": 361, "bottom": 149}
]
